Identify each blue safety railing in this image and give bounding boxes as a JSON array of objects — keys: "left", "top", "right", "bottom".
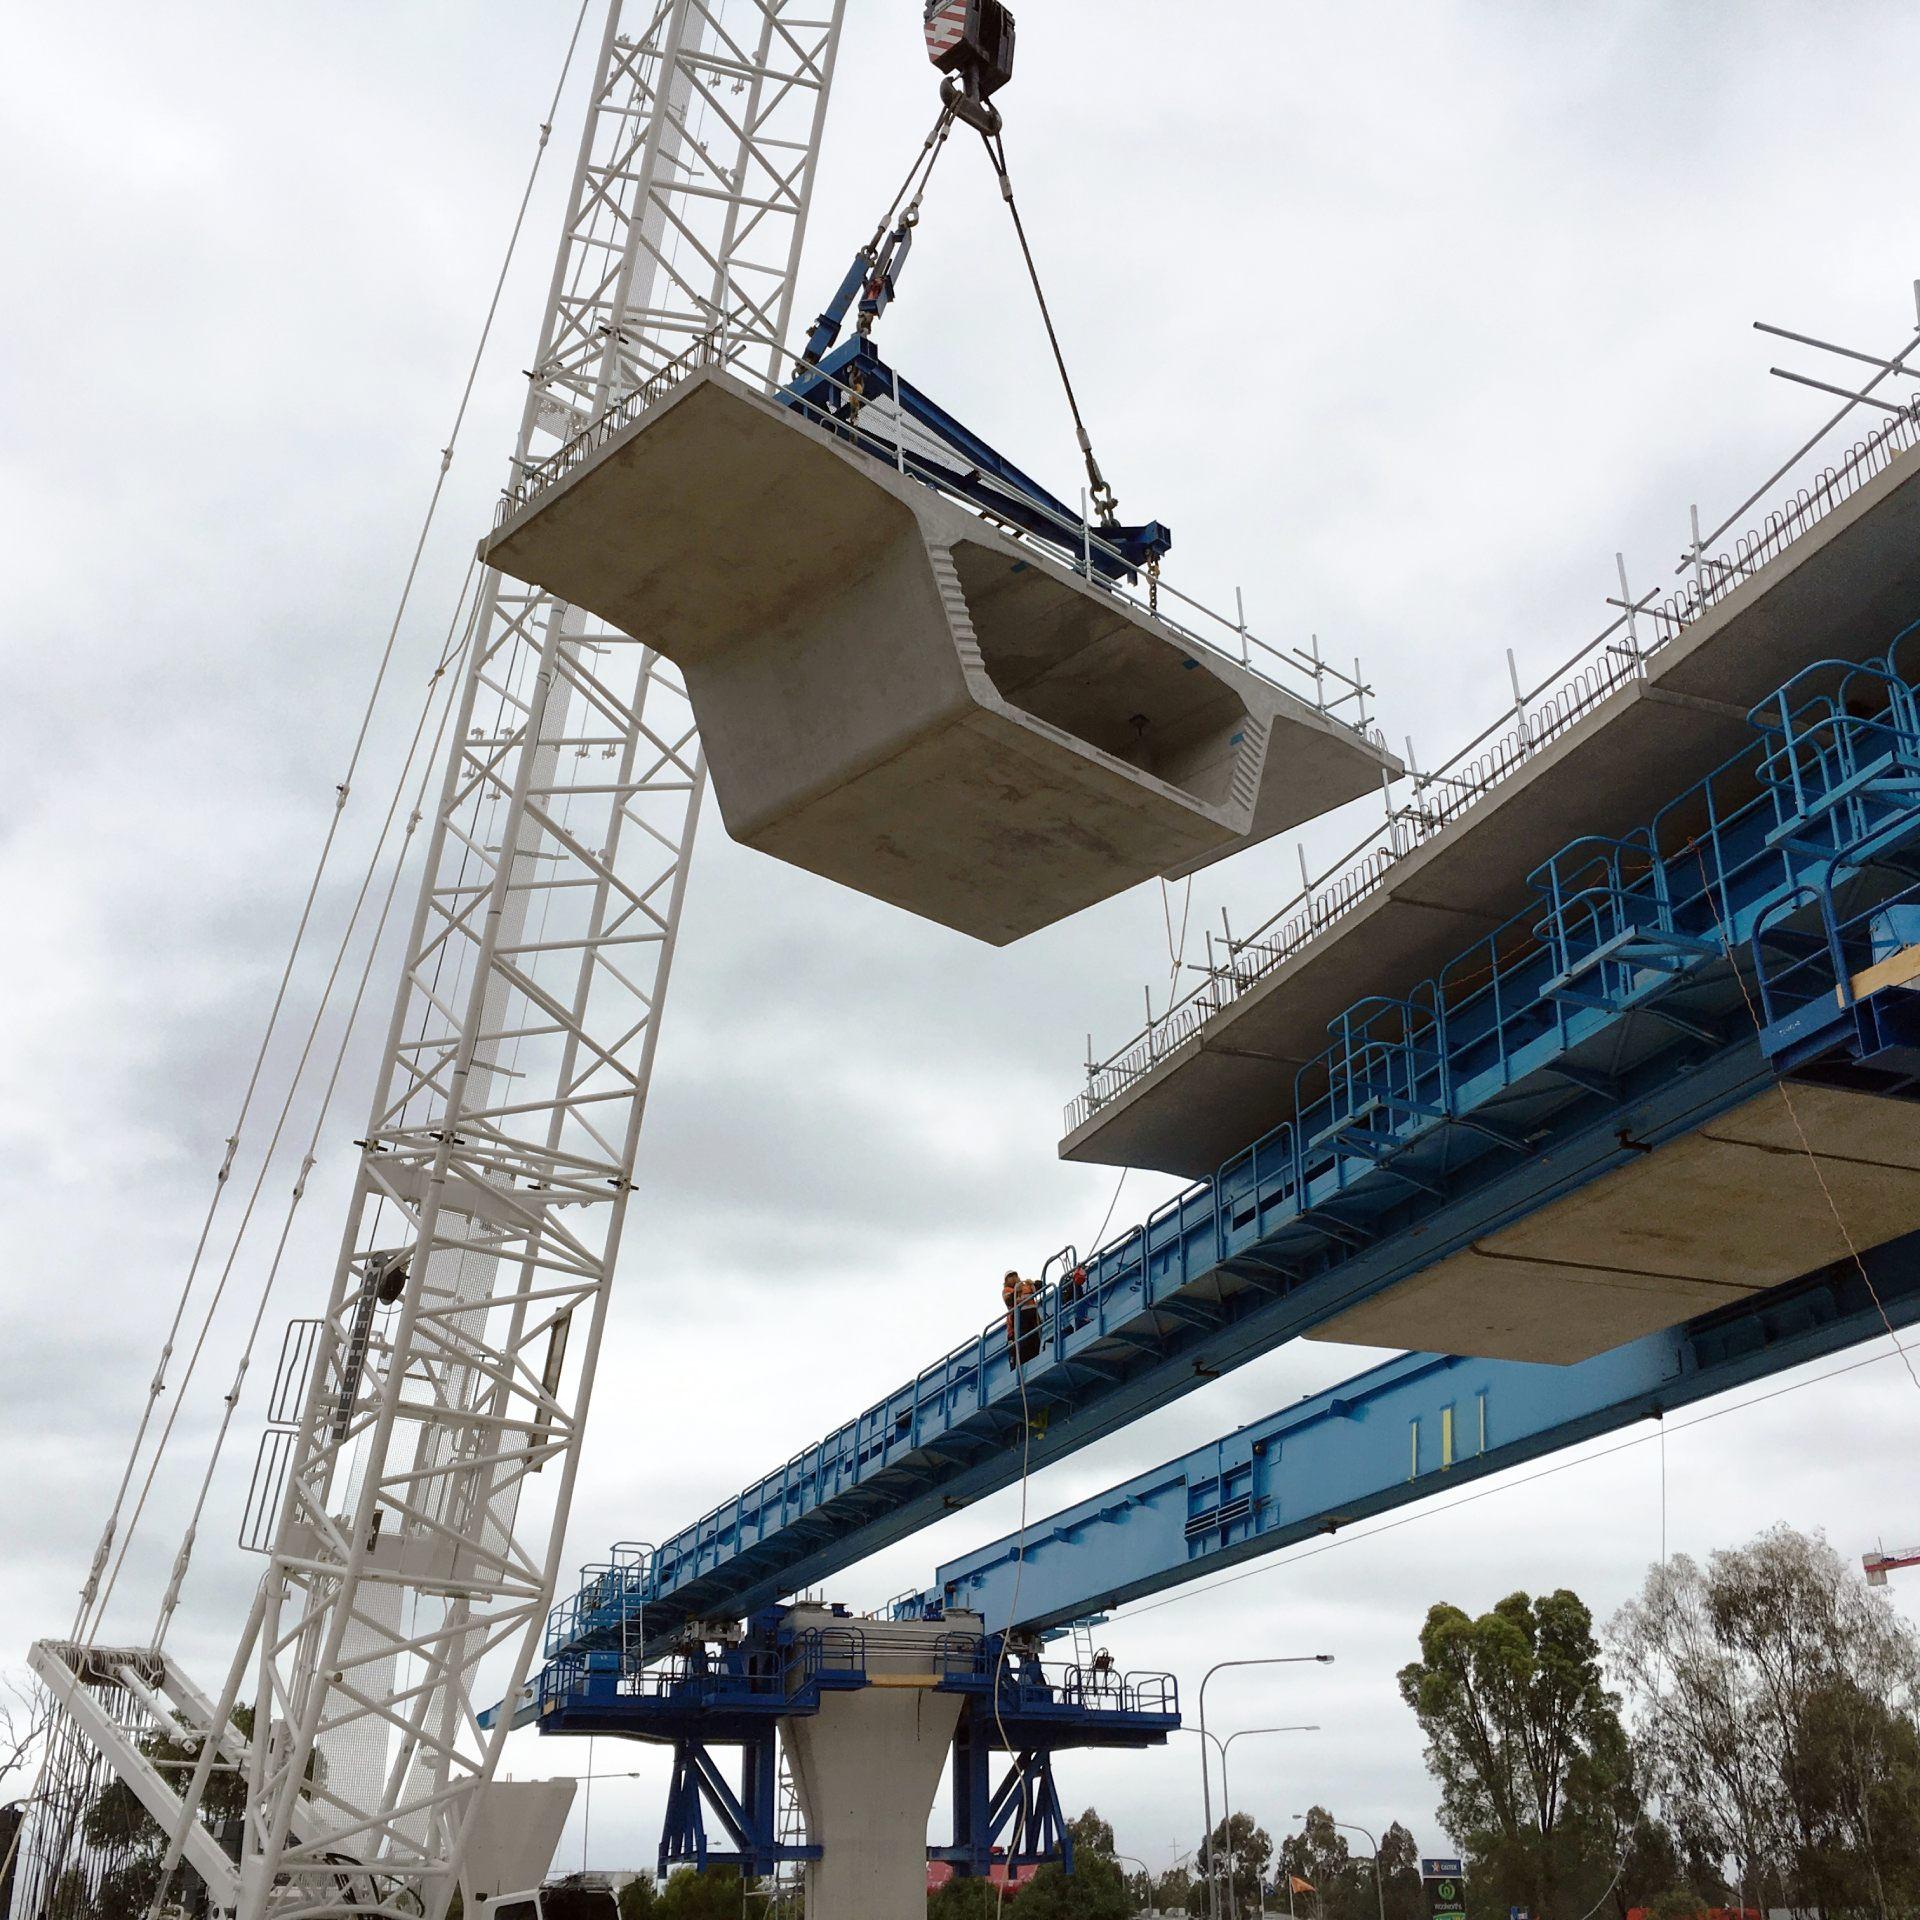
[{"left": 547, "top": 628, "right": 1920, "bottom": 1661}]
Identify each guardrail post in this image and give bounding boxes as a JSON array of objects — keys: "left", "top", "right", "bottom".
[{"left": 1507, "top": 648, "right": 1529, "bottom": 754}]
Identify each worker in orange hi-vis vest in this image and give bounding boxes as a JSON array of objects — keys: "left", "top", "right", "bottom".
[{"left": 1002, "top": 1270, "right": 1042, "bottom": 1365}]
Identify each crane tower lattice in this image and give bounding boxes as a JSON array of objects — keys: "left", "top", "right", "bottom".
[{"left": 26, "top": 6, "right": 845, "bottom": 1919}]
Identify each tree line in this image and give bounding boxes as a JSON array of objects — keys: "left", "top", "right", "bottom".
[{"left": 926, "top": 1522, "right": 1920, "bottom": 1918}]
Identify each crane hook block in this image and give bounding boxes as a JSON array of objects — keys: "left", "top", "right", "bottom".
[{"left": 926, "top": 0, "right": 1014, "bottom": 132}]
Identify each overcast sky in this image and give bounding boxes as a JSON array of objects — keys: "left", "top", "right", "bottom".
[{"left": 7, "top": 0, "right": 1920, "bottom": 1887}]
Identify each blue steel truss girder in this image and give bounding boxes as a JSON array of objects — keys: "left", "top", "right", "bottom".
[
  {"left": 911, "top": 1235, "right": 1920, "bottom": 1634},
  {"left": 553, "top": 642, "right": 1920, "bottom": 1658}
]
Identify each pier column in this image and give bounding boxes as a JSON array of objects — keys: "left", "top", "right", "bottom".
[{"left": 779, "top": 1607, "right": 980, "bottom": 1920}]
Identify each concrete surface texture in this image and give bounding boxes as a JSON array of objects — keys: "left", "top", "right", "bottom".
[
  {"left": 1306, "top": 1081, "right": 1920, "bottom": 1363},
  {"left": 481, "top": 369, "right": 1394, "bottom": 945},
  {"left": 1063, "top": 436, "right": 1920, "bottom": 1170},
  {"left": 778, "top": 1606, "right": 979, "bottom": 1920}
]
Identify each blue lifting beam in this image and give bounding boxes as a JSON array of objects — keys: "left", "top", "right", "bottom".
[
  {"left": 900, "top": 1233, "right": 1920, "bottom": 1633},
  {"left": 544, "top": 628, "right": 1920, "bottom": 1666},
  {"left": 783, "top": 334, "right": 1172, "bottom": 581}
]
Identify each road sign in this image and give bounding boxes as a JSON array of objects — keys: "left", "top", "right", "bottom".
[{"left": 1422, "top": 1862, "right": 1466, "bottom": 1920}]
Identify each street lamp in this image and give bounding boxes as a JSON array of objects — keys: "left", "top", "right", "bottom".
[
  {"left": 1198, "top": 1657, "right": 1334, "bottom": 1920},
  {"left": 1294, "top": 1815, "right": 1385, "bottom": 1920},
  {"left": 1112, "top": 1853, "right": 1152, "bottom": 1915},
  {"left": 1179, "top": 1726, "right": 1320, "bottom": 1915},
  {"left": 1219, "top": 1727, "right": 1318, "bottom": 1912}
]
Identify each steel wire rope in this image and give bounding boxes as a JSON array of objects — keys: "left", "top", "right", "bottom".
[
  {"left": 147, "top": 600, "right": 480, "bottom": 1651},
  {"left": 88, "top": 569, "right": 490, "bottom": 1643},
  {"left": 67, "top": 0, "right": 597, "bottom": 1649},
  {"left": 978, "top": 127, "right": 1122, "bottom": 525},
  {"left": 133, "top": 614, "right": 481, "bottom": 1920}
]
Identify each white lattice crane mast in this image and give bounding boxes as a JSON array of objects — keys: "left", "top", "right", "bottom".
[{"left": 28, "top": 6, "right": 845, "bottom": 1919}]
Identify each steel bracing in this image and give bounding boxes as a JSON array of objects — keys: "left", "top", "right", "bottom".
[
  {"left": 910, "top": 1243, "right": 1920, "bottom": 1634},
  {"left": 28, "top": 6, "right": 846, "bottom": 1920}
]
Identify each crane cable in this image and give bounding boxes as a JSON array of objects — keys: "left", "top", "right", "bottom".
[
  {"left": 87, "top": 571, "right": 484, "bottom": 1646},
  {"left": 150, "top": 587, "right": 481, "bottom": 1650},
  {"left": 70, "top": 0, "right": 597, "bottom": 1646},
  {"left": 978, "top": 127, "right": 1123, "bottom": 529}
]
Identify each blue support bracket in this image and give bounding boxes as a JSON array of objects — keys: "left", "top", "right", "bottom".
[
  {"left": 659, "top": 1730, "right": 818, "bottom": 1878},
  {"left": 782, "top": 334, "right": 1171, "bottom": 580}
]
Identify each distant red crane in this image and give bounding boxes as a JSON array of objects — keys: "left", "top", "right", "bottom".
[{"left": 1864, "top": 1544, "right": 1920, "bottom": 1586}]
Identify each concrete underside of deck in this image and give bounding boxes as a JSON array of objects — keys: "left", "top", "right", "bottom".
[{"left": 1306, "top": 1080, "right": 1920, "bottom": 1362}]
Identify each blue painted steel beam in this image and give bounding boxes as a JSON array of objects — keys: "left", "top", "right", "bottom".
[
  {"left": 546, "top": 643, "right": 1920, "bottom": 1661},
  {"left": 915, "top": 1237, "right": 1920, "bottom": 1633}
]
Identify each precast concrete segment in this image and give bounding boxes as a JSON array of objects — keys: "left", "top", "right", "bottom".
[
  {"left": 1064, "top": 437, "right": 1920, "bottom": 1170},
  {"left": 778, "top": 1607, "right": 976, "bottom": 1920},
  {"left": 1308, "top": 1080, "right": 1920, "bottom": 1361},
  {"left": 481, "top": 369, "right": 1395, "bottom": 943}
]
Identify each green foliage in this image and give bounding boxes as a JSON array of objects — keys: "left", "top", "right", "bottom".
[
  {"left": 927, "top": 1874, "right": 1000, "bottom": 1918},
  {"left": 652, "top": 1866, "right": 750, "bottom": 1916},
  {"left": 1644, "top": 1889, "right": 1709, "bottom": 1920},
  {"left": 1398, "top": 1589, "right": 1629, "bottom": 1920},
  {"left": 1192, "top": 1810, "right": 1271, "bottom": 1918},
  {"left": 616, "top": 1875, "right": 659, "bottom": 1920},
  {"left": 1611, "top": 1525, "right": 1920, "bottom": 1914},
  {"left": 1068, "top": 1807, "right": 1115, "bottom": 1859},
  {"left": 1014, "top": 1850, "right": 1131, "bottom": 1918},
  {"left": 1277, "top": 1809, "right": 1403, "bottom": 1920},
  {"left": 1148, "top": 1862, "right": 1195, "bottom": 1914}
]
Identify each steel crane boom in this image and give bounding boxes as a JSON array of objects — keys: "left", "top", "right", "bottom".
[{"left": 25, "top": 6, "right": 845, "bottom": 1919}]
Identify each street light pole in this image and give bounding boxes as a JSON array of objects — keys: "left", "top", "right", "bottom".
[
  {"left": 1295, "top": 1815, "right": 1385, "bottom": 1920},
  {"left": 1112, "top": 1853, "right": 1151, "bottom": 1915},
  {"left": 1218, "top": 1727, "right": 1319, "bottom": 1914},
  {"left": 1198, "top": 1658, "right": 1333, "bottom": 1920}
]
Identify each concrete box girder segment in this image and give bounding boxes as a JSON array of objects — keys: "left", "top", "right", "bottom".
[
  {"left": 1064, "top": 434, "right": 1920, "bottom": 1171},
  {"left": 480, "top": 368, "right": 1396, "bottom": 944}
]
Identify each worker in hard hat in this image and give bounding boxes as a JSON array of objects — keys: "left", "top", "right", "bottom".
[{"left": 1002, "top": 1270, "right": 1041, "bottom": 1366}]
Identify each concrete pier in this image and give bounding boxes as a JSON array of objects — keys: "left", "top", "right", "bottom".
[
  {"left": 481, "top": 369, "right": 1395, "bottom": 944},
  {"left": 778, "top": 1606, "right": 979, "bottom": 1920}
]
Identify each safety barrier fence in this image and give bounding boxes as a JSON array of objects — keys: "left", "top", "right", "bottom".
[
  {"left": 1066, "top": 395, "right": 1920, "bottom": 1133},
  {"left": 491, "top": 328, "right": 1383, "bottom": 741},
  {"left": 543, "top": 632, "right": 1920, "bottom": 1658}
]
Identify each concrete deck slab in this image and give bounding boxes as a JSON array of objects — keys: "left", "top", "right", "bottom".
[
  {"left": 480, "top": 369, "right": 1393, "bottom": 944},
  {"left": 1064, "top": 434, "right": 1920, "bottom": 1170},
  {"left": 1305, "top": 1082, "right": 1920, "bottom": 1362}
]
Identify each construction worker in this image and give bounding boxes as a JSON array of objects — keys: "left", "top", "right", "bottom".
[{"left": 1002, "top": 1269, "right": 1041, "bottom": 1365}]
